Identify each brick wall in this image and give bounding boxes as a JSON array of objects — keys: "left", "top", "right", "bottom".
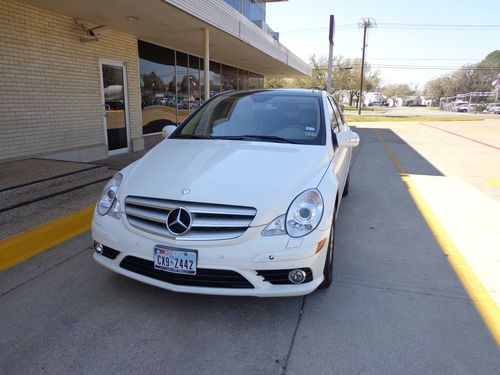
[{"left": 0, "top": 0, "right": 143, "bottom": 161}]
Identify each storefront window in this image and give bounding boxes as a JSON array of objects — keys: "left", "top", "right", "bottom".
[
  {"left": 189, "top": 56, "right": 201, "bottom": 114},
  {"left": 139, "top": 41, "right": 177, "bottom": 134},
  {"left": 176, "top": 52, "right": 189, "bottom": 123},
  {"left": 222, "top": 64, "right": 238, "bottom": 91},
  {"left": 209, "top": 61, "right": 221, "bottom": 96},
  {"left": 138, "top": 40, "right": 264, "bottom": 131},
  {"left": 238, "top": 69, "right": 249, "bottom": 90},
  {"left": 248, "top": 71, "right": 264, "bottom": 89}
]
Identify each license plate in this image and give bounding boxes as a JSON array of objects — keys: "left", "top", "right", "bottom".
[{"left": 154, "top": 245, "right": 197, "bottom": 275}]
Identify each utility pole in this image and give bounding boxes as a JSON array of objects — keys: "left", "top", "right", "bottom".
[
  {"left": 326, "top": 15, "right": 335, "bottom": 94},
  {"left": 358, "top": 18, "right": 375, "bottom": 115}
]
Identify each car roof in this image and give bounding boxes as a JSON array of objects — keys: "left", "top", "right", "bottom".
[{"left": 220, "top": 88, "right": 324, "bottom": 98}]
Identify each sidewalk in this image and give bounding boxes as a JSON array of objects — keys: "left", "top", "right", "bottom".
[{"left": 0, "top": 149, "right": 149, "bottom": 270}]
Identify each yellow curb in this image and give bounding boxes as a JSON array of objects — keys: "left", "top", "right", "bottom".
[
  {"left": 376, "top": 129, "right": 500, "bottom": 346},
  {"left": 0, "top": 205, "right": 95, "bottom": 271},
  {"left": 485, "top": 178, "right": 500, "bottom": 187}
]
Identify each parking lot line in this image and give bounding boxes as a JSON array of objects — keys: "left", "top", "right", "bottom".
[
  {"left": 0, "top": 205, "right": 94, "bottom": 271},
  {"left": 420, "top": 123, "right": 500, "bottom": 151},
  {"left": 376, "top": 129, "right": 500, "bottom": 346},
  {"left": 485, "top": 178, "right": 500, "bottom": 187}
]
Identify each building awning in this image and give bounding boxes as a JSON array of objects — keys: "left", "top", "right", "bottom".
[{"left": 18, "top": 0, "right": 311, "bottom": 77}]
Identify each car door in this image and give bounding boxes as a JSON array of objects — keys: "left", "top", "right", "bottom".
[{"left": 326, "top": 96, "right": 349, "bottom": 196}]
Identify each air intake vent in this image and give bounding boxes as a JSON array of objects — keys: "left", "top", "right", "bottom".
[{"left": 120, "top": 256, "right": 254, "bottom": 289}]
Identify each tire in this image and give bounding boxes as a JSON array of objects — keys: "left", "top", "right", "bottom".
[
  {"left": 318, "top": 218, "right": 336, "bottom": 289},
  {"left": 342, "top": 173, "right": 350, "bottom": 197}
]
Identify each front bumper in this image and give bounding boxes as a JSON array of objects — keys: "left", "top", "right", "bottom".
[{"left": 92, "top": 211, "right": 330, "bottom": 297}]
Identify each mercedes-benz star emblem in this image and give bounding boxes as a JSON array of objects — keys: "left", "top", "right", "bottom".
[{"left": 166, "top": 207, "right": 192, "bottom": 236}]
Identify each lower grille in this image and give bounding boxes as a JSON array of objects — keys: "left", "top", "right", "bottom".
[
  {"left": 256, "top": 268, "right": 313, "bottom": 285},
  {"left": 120, "top": 256, "right": 254, "bottom": 289},
  {"left": 101, "top": 246, "right": 120, "bottom": 260}
]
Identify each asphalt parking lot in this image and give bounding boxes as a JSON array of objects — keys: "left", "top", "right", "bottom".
[{"left": 1, "top": 119, "right": 499, "bottom": 374}]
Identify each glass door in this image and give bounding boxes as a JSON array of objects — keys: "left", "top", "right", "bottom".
[{"left": 100, "top": 61, "right": 129, "bottom": 153}]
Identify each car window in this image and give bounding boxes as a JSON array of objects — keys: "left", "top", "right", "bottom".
[
  {"left": 327, "top": 97, "right": 341, "bottom": 133},
  {"left": 174, "top": 91, "right": 326, "bottom": 145},
  {"left": 330, "top": 98, "right": 345, "bottom": 127}
]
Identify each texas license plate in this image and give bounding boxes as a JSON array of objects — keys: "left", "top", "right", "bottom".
[{"left": 153, "top": 245, "right": 197, "bottom": 275}]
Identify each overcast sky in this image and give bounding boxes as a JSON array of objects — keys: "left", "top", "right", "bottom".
[{"left": 267, "top": 0, "right": 500, "bottom": 88}]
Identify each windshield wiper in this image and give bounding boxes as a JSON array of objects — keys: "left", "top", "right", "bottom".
[
  {"left": 211, "top": 135, "right": 297, "bottom": 144},
  {"left": 172, "top": 135, "right": 212, "bottom": 139}
]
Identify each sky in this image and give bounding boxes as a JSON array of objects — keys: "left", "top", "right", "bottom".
[{"left": 266, "top": 0, "right": 500, "bottom": 88}]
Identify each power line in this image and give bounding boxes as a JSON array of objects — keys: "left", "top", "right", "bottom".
[
  {"left": 318, "top": 65, "right": 499, "bottom": 71},
  {"left": 279, "top": 23, "right": 500, "bottom": 34},
  {"left": 369, "top": 58, "right": 483, "bottom": 61}
]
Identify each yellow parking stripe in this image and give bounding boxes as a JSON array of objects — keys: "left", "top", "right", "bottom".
[
  {"left": 376, "top": 129, "right": 500, "bottom": 346},
  {"left": 485, "top": 178, "right": 500, "bottom": 187},
  {"left": 0, "top": 205, "right": 94, "bottom": 271}
]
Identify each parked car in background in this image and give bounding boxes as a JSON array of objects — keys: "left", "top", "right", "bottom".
[
  {"left": 456, "top": 103, "right": 470, "bottom": 112},
  {"left": 486, "top": 103, "right": 500, "bottom": 114},
  {"left": 92, "top": 89, "right": 360, "bottom": 297}
]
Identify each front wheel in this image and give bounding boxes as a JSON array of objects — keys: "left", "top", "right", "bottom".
[{"left": 318, "top": 219, "right": 336, "bottom": 289}]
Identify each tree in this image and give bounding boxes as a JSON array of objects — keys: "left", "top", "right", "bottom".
[
  {"left": 381, "top": 84, "right": 416, "bottom": 99},
  {"left": 290, "top": 55, "right": 329, "bottom": 90},
  {"left": 264, "top": 77, "right": 291, "bottom": 88},
  {"left": 264, "top": 55, "right": 381, "bottom": 106},
  {"left": 331, "top": 56, "right": 380, "bottom": 106},
  {"left": 425, "top": 50, "right": 500, "bottom": 99}
]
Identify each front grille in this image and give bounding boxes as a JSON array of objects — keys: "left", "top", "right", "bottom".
[
  {"left": 120, "top": 256, "right": 254, "bottom": 289},
  {"left": 256, "top": 268, "right": 313, "bottom": 285},
  {"left": 124, "top": 196, "right": 256, "bottom": 241}
]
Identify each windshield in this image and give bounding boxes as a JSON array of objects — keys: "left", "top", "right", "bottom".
[{"left": 172, "top": 91, "right": 325, "bottom": 145}]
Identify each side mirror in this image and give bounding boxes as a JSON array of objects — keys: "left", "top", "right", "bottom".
[
  {"left": 336, "top": 130, "right": 360, "bottom": 148},
  {"left": 162, "top": 125, "right": 177, "bottom": 138}
]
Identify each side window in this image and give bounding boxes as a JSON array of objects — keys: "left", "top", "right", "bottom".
[
  {"left": 330, "top": 98, "right": 345, "bottom": 129},
  {"left": 327, "top": 97, "right": 341, "bottom": 133}
]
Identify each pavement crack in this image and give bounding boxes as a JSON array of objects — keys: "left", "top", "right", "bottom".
[
  {"left": 279, "top": 295, "right": 307, "bottom": 375},
  {"left": 0, "top": 246, "right": 91, "bottom": 298}
]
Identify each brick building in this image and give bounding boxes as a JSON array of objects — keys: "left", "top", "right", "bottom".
[{"left": 0, "top": 0, "right": 309, "bottom": 162}]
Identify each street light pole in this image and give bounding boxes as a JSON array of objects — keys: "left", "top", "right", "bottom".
[
  {"left": 326, "top": 15, "right": 335, "bottom": 94},
  {"left": 358, "top": 18, "right": 375, "bottom": 115}
]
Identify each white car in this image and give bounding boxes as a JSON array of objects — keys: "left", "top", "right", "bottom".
[{"left": 92, "top": 89, "right": 359, "bottom": 297}]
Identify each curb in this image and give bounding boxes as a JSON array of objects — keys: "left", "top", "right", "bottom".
[{"left": 0, "top": 205, "right": 94, "bottom": 271}]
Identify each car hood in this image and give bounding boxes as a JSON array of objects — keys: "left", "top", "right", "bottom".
[{"left": 120, "top": 139, "right": 332, "bottom": 226}]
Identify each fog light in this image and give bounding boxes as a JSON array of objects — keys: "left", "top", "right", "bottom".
[
  {"left": 94, "top": 242, "right": 104, "bottom": 254},
  {"left": 288, "top": 269, "right": 307, "bottom": 284}
]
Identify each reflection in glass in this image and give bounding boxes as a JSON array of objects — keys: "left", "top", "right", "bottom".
[
  {"left": 102, "top": 64, "right": 128, "bottom": 151},
  {"left": 189, "top": 56, "right": 201, "bottom": 114},
  {"left": 200, "top": 58, "right": 206, "bottom": 104},
  {"left": 222, "top": 64, "right": 238, "bottom": 91},
  {"left": 176, "top": 51, "right": 189, "bottom": 123},
  {"left": 138, "top": 41, "right": 176, "bottom": 134},
  {"left": 249, "top": 71, "right": 264, "bottom": 89},
  {"left": 138, "top": 40, "right": 265, "bottom": 131},
  {"left": 238, "top": 69, "right": 249, "bottom": 90},
  {"left": 209, "top": 61, "right": 221, "bottom": 96}
]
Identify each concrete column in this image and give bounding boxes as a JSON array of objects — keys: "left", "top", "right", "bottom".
[{"left": 203, "top": 28, "right": 210, "bottom": 101}]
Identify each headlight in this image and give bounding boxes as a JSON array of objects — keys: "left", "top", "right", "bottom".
[
  {"left": 97, "top": 173, "right": 123, "bottom": 216},
  {"left": 261, "top": 189, "right": 324, "bottom": 238},
  {"left": 261, "top": 214, "right": 286, "bottom": 236},
  {"left": 286, "top": 189, "right": 323, "bottom": 237}
]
